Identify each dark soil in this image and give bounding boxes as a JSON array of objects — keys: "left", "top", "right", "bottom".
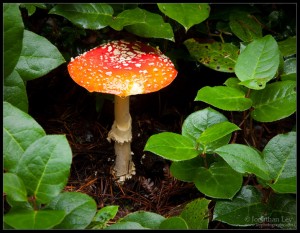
[{"left": 26, "top": 59, "right": 296, "bottom": 228}]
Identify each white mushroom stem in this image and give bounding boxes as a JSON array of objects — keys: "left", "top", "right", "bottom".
[{"left": 107, "top": 96, "right": 135, "bottom": 182}]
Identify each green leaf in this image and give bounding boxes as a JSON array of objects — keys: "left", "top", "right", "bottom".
[
  {"left": 223, "top": 77, "right": 248, "bottom": 93},
  {"left": 120, "top": 211, "right": 165, "bottom": 229},
  {"left": 281, "top": 58, "right": 296, "bottom": 81},
  {"left": 89, "top": 205, "right": 119, "bottom": 229},
  {"left": 4, "top": 3, "right": 24, "bottom": 78},
  {"left": 3, "top": 101, "right": 45, "bottom": 172},
  {"left": 110, "top": 8, "right": 174, "bottom": 41},
  {"left": 229, "top": 11, "right": 262, "bottom": 42},
  {"left": 4, "top": 173, "right": 27, "bottom": 202},
  {"left": 213, "top": 185, "right": 265, "bottom": 226},
  {"left": 198, "top": 121, "right": 240, "bottom": 145},
  {"left": 144, "top": 132, "right": 199, "bottom": 161},
  {"left": 235, "top": 35, "right": 280, "bottom": 90},
  {"left": 16, "top": 135, "right": 72, "bottom": 204},
  {"left": 157, "top": 3, "right": 210, "bottom": 31},
  {"left": 182, "top": 107, "right": 231, "bottom": 153},
  {"left": 15, "top": 30, "right": 65, "bottom": 81},
  {"left": 250, "top": 80, "right": 296, "bottom": 122},
  {"left": 215, "top": 144, "right": 270, "bottom": 180},
  {"left": 267, "top": 194, "right": 296, "bottom": 229},
  {"left": 277, "top": 36, "right": 296, "bottom": 57},
  {"left": 184, "top": 38, "right": 238, "bottom": 72},
  {"left": 20, "top": 3, "right": 47, "bottom": 16},
  {"left": 4, "top": 70, "right": 28, "bottom": 113},
  {"left": 159, "top": 217, "right": 188, "bottom": 230},
  {"left": 4, "top": 209, "right": 66, "bottom": 229},
  {"left": 180, "top": 198, "right": 211, "bottom": 229},
  {"left": 49, "top": 3, "right": 113, "bottom": 30},
  {"left": 170, "top": 157, "right": 205, "bottom": 182},
  {"left": 195, "top": 86, "right": 252, "bottom": 111},
  {"left": 263, "top": 132, "right": 296, "bottom": 193},
  {"left": 46, "top": 192, "right": 97, "bottom": 229},
  {"left": 105, "top": 221, "right": 147, "bottom": 229},
  {"left": 194, "top": 160, "right": 243, "bottom": 199}
]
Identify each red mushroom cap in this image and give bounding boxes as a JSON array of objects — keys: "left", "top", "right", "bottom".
[{"left": 67, "top": 40, "right": 178, "bottom": 97}]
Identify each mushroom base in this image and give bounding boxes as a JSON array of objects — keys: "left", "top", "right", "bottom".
[{"left": 112, "top": 141, "right": 136, "bottom": 183}]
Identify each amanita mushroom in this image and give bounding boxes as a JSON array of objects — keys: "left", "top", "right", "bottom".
[{"left": 67, "top": 40, "right": 178, "bottom": 183}]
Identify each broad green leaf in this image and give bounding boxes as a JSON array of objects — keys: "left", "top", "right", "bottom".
[
  {"left": 4, "top": 3, "right": 24, "bottom": 78},
  {"left": 157, "top": 3, "right": 210, "bottom": 31},
  {"left": 263, "top": 132, "right": 296, "bottom": 193},
  {"left": 144, "top": 132, "right": 199, "bottom": 161},
  {"left": 159, "top": 216, "right": 188, "bottom": 230},
  {"left": 267, "top": 194, "right": 296, "bottom": 229},
  {"left": 184, "top": 38, "right": 238, "bottom": 72},
  {"left": 215, "top": 144, "right": 270, "bottom": 180},
  {"left": 120, "top": 211, "right": 165, "bottom": 229},
  {"left": 105, "top": 221, "right": 147, "bottom": 229},
  {"left": 110, "top": 8, "right": 174, "bottom": 41},
  {"left": 223, "top": 77, "right": 248, "bottom": 93},
  {"left": 3, "top": 101, "right": 45, "bottom": 172},
  {"left": 195, "top": 86, "right": 252, "bottom": 111},
  {"left": 20, "top": 3, "right": 47, "bottom": 16},
  {"left": 277, "top": 36, "right": 296, "bottom": 57},
  {"left": 250, "top": 80, "right": 296, "bottom": 122},
  {"left": 198, "top": 121, "right": 240, "bottom": 145},
  {"left": 49, "top": 4, "right": 113, "bottom": 30},
  {"left": 4, "top": 209, "right": 65, "bottom": 229},
  {"left": 229, "top": 11, "right": 262, "bottom": 42},
  {"left": 170, "top": 157, "right": 205, "bottom": 182},
  {"left": 88, "top": 205, "right": 119, "bottom": 229},
  {"left": 15, "top": 30, "right": 65, "bottom": 81},
  {"left": 194, "top": 161, "right": 243, "bottom": 199},
  {"left": 4, "top": 173, "right": 27, "bottom": 202},
  {"left": 235, "top": 35, "right": 280, "bottom": 90},
  {"left": 213, "top": 185, "right": 265, "bottom": 226},
  {"left": 281, "top": 58, "right": 296, "bottom": 81},
  {"left": 16, "top": 135, "right": 72, "bottom": 204},
  {"left": 4, "top": 70, "right": 28, "bottom": 113},
  {"left": 182, "top": 107, "right": 231, "bottom": 153},
  {"left": 46, "top": 192, "right": 97, "bottom": 229},
  {"left": 180, "top": 198, "right": 211, "bottom": 229}
]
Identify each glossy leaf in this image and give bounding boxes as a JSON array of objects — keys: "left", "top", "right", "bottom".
[
  {"left": 3, "top": 101, "right": 45, "bottom": 172},
  {"left": 89, "top": 205, "right": 119, "bottom": 229},
  {"left": 198, "top": 121, "right": 240, "bottom": 145},
  {"left": 195, "top": 86, "right": 252, "bottom": 111},
  {"left": 20, "top": 3, "right": 47, "bottom": 16},
  {"left": 223, "top": 77, "right": 248, "bottom": 93},
  {"left": 4, "top": 209, "right": 66, "bottom": 229},
  {"left": 229, "top": 11, "right": 262, "bottom": 42},
  {"left": 3, "top": 3, "right": 24, "bottom": 78},
  {"left": 194, "top": 161, "right": 243, "bottom": 199},
  {"left": 235, "top": 35, "right": 280, "bottom": 90},
  {"left": 15, "top": 30, "right": 65, "bottom": 81},
  {"left": 16, "top": 135, "right": 72, "bottom": 204},
  {"left": 144, "top": 132, "right": 199, "bottom": 161},
  {"left": 4, "top": 70, "right": 28, "bottom": 113},
  {"left": 157, "top": 3, "right": 210, "bottom": 31},
  {"left": 267, "top": 194, "right": 296, "bottom": 229},
  {"left": 182, "top": 107, "right": 231, "bottom": 153},
  {"left": 213, "top": 185, "right": 265, "bottom": 226},
  {"left": 159, "top": 217, "right": 188, "bottom": 230},
  {"left": 277, "top": 36, "right": 296, "bottom": 57},
  {"left": 250, "top": 80, "right": 296, "bottom": 122},
  {"left": 49, "top": 4, "right": 113, "bottom": 30},
  {"left": 184, "top": 38, "right": 238, "bottom": 72},
  {"left": 46, "top": 192, "right": 97, "bottom": 229},
  {"left": 120, "top": 211, "right": 165, "bottom": 229},
  {"left": 281, "top": 58, "right": 296, "bottom": 81},
  {"left": 180, "top": 198, "right": 211, "bottom": 229},
  {"left": 110, "top": 8, "right": 174, "bottom": 41},
  {"left": 263, "top": 132, "right": 296, "bottom": 193},
  {"left": 215, "top": 144, "right": 270, "bottom": 180},
  {"left": 105, "top": 222, "right": 147, "bottom": 229},
  {"left": 3, "top": 173, "right": 27, "bottom": 202}
]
